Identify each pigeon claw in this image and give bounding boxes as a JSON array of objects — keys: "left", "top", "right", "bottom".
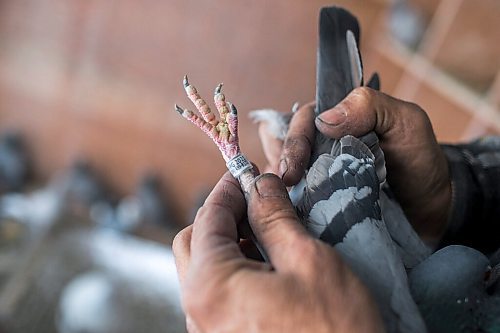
[{"left": 175, "top": 76, "right": 241, "bottom": 162}]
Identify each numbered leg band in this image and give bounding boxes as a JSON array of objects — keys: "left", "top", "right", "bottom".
[{"left": 226, "top": 154, "right": 252, "bottom": 178}]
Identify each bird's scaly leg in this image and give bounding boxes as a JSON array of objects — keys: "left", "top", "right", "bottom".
[{"left": 175, "top": 76, "right": 254, "bottom": 194}]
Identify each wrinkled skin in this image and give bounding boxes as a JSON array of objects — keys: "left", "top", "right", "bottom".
[
  {"left": 173, "top": 172, "right": 384, "bottom": 333},
  {"left": 173, "top": 87, "right": 451, "bottom": 332},
  {"left": 262, "top": 87, "right": 451, "bottom": 243}
]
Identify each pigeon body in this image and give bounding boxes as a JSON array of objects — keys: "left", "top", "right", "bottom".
[
  {"left": 409, "top": 245, "right": 500, "bottom": 333},
  {"left": 56, "top": 230, "right": 185, "bottom": 333},
  {"left": 296, "top": 134, "right": 427, "bottom": 333},
  {"left": 251, "top": 6, "right": 500, "bottom": 332},
  {"left": 252, "top": 6, "right": 429, "bottom": 332}
]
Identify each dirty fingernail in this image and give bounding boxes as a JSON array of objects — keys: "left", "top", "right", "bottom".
[
  {"left": 279, "top": 158, "right": 288, "bottom": 179},
  {"left": 254, "top": 174, "right": 288, "bottom": 198},
  {"left": 316, "top": 105, "right": 347, "bottom": 126}
]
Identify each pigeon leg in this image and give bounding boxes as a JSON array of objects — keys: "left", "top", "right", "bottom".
[
  {"left": 183, "top": 75, "right": 218, "bottom": 125},
  {"left": 213, "top": 83, "right": 229, "bottom": 121},
  {"left": 213, "top": 84, "right": 238, "bottom": 143},
  {"left": 174, "top": 104, "right": 217, "bottom": 140},
  {"left": 175, "top": 76, "right": 254, "bottom": 193},
  {"left": 175, "top": 76, "right": 267, "bottom": 261}
]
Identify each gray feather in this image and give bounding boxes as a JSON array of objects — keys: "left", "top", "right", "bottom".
[
  {"left": 366, "top": 72, "right": 381, "bottom": 90},
  {"left": 336, "top": 219, "right": 427, "bottom": 333},
  {"left": 380, "top": 189, "right": 432, "bottom": 269},
  {"left": 301, "top": 134, "right": 426, "bottom": 332}
]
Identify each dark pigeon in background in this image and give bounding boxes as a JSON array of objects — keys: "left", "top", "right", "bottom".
[
  {"left": 92, "top": 173, "right": 178, "bottom": 234},
  {"left": 409, "top": 245, "right": 500, "bottom": 333},
  {"left": 0, "top": 131, "right": 29, "bottom": 192}
]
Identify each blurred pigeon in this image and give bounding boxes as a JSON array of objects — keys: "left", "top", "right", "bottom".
[
  {"left": 0, "top": 159, "right": 109, "bottom": 230},
  {"left": 130, "top": 173, "right": 178, "bottom": 230},
  {"left": 56, "top": 159, "right": 107, "bottom": 208},
  {"left": 90, "top": 201, "right": 125, "bottom": 231},
  {"left": 0, "top": 131, "right": 29, "bottom": 192},
  {"left": 91, "top": 173, "right": 178, "bottom": 233},
  {"left": 388, "top": 0, "right": 426, "bottom": 50},
  {"left": 409, "top": 245, "right": 500, "bottom": 333},
  {"left": 56, "top": 230, "right": 185, "bottom": 333},
  {"left": 0, "top": 186, "right": 63, "bottom": 229}
]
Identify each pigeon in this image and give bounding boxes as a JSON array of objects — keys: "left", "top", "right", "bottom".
[
  {"left": 251, "top": 6, "right": 429, "bottom": 332},
  {"left": 130, "top": 173, "right": 178, "bottom": 231},
  {"left": 0, "top": 159, "right": 110, "bottom": 230},
  {"left": 0, "top": 131, "right": 30, "bottom": 193},
  {"left": 91, "top": 173, "right": 178, "bottom": 234},
  {"left": 56, "top": 159, "right": 108, "bottom": 209},
  {"left": 56, "top": 230, "right": 185, "bottom": 333},
  {"left": 409, "top": 245, "right": 500, "bottom": 333}
]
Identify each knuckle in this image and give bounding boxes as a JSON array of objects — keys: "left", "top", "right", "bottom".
[
  {"left": 402, "top": 101, "right": 433, "bottom": 130},
  {"left": 257, "top": 206, "right": 298, "bottom": 229},
  {"left": 283, "top": 134, "right": 311, "bottom": 159},
  {"left": 404, "top": 100, "right": 424, "bottom": 115},
  {"left": 350, "top": 86, "right": 376, "bottom": 108},
  {"left": 172, "top": 226, "right": 192, "bottom": 254},
  {"left": 409, "top": 102, "right": 430, "bottom": 121}
]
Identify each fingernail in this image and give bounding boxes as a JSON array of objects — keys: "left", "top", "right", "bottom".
[
  {"left": 316, "top": 105, "right": 347, "bottom": 126},
  {"left": 278, "top": 158, "right": 288, "bottom": 179},
  {"left": 254, "top": 174, "right": 288, "bottom": 198}
]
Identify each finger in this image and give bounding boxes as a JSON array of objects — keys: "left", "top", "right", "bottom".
[
  {"left": 247, "top": 173, "right": 312, "bottom": 271},
  {"left": 172, "top": 225, "right": 193, "bottom": 286},
  {"left": 314, "top": 87, "right": 432, "bottom": 143},
  {"left": 257, "top": 121, "right": 284, "bottom": 174},
  {"left": 190, "top": 171, "right": 247, "bottom": 266},
  {"left": 315, "top": 87, "right": 450, "bottom": 234},
  {"left": 279, "top": 102, "right": 316, "bottom": 186}
]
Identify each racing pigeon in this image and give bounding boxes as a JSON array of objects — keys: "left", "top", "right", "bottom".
[
  {"left": 0, "top": 131, "right": 30, "bottom": 192},
  {"left": 251, "top": 6, "right": 429, "bottom": 332},
  {"left": 408, "top": 245, "right": 500, "bottom": 333},
  {"left": 174, "top": 5, "right": 500, "bottom": 332}
]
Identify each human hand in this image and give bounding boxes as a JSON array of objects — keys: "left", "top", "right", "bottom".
[
  {"left": 173, "top": 172, "right": 384, "bottom": 333},
  {"left": 258, "top": 87, "right": 451, "bottom": 242}
]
